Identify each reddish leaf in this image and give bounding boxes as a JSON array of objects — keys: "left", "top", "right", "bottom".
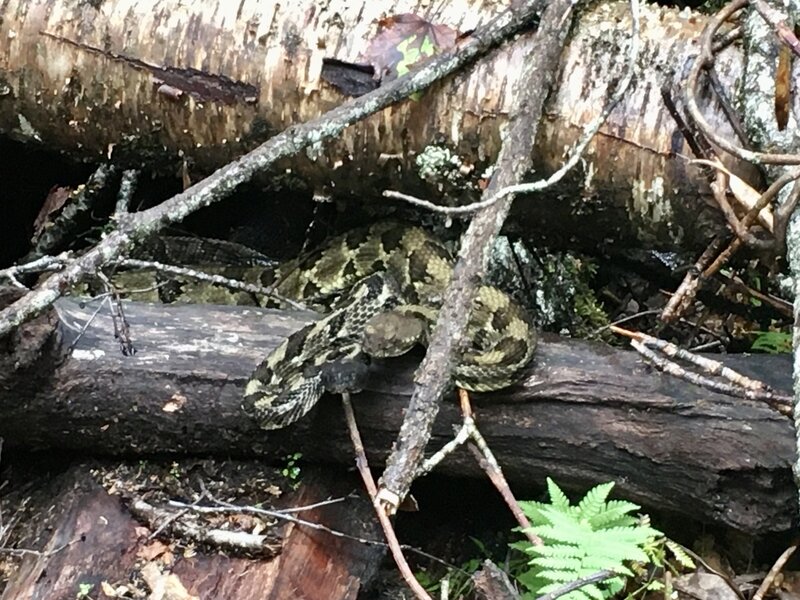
[{"left": 362, "top": 14, "right": 459, "bottom": 83}]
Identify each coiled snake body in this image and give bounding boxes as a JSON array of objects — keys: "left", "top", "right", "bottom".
[{"left": 242, "top": 222, "right": 536, "bottom": 429}]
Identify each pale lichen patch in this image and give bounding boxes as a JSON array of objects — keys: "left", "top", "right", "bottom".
[
  {"left": 630, "top": 175, "right": 669, "bottom": 223},
  {"left": 72, "top": 348, "right": 106, "bottom": 360}
]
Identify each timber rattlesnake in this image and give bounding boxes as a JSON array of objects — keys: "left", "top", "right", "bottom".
[{"left": 242, "top": 222, "right": 536, "bottom": 429}]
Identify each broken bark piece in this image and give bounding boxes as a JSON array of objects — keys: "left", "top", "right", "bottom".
[{"left": 0, "top": 462, "right": 383, "bottom": 600}]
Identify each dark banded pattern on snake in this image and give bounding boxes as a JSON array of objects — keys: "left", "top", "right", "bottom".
[{"left": 242, "top": 222, "right": 536, "bottom": 430}]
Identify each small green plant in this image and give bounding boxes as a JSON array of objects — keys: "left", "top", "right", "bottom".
[
  {"left": 281, "top": 452, "right": 303, "bottom": 488},
  {"left": 512, "top": 479, "right": 662, "bottom": 600},
  {"left": 168, "top": 461, "right": 181, "bottom": 480},
  {"left": 751, "top": 330, "right": 792, "bottom": 353},
  {"left": 76, "top": 582, "right": 94, "bottom": 599}
]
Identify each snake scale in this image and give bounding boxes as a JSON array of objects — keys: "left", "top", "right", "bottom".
[{"left": 242, "top": 221, "right": 536, "bottom": 429}]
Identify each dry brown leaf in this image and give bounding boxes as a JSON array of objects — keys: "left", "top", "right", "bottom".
[
  {"left": 138, "top": 539, "right": 169, "bottom": 561},
  {"left": 134, "top": 525, "right": 151, "bottom": 538},
  {"left": 776, "top": 44, "right": 791, "bottom": 130},
  {"left": 674, "top": 572, "right": 740, "bottom": 600},
  {"left": 32, "top": 186, "right": 72, "bottom": 239}
]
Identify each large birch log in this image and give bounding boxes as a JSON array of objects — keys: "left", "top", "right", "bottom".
[
  {"left": 0, "top": 296, "right": 793, "bottom": 534},
  {"left": 0, "top": 0, "right": 757, "bottom": 249}
]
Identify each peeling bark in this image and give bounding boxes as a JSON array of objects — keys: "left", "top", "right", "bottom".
[{"left": 0, "top": 0, "right": 760, "bottom": 249}]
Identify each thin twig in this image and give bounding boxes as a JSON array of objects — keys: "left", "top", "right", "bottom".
[
  {"left": 707, "top": 68, "right": 751, "bottom": 149},
  {"left": 168, "top": 496, "right": 463, "bottom": 572},
  {"left": 684, "top": 0, "right": 800, "bottom": 165},
  {"left": 383, "top": 0, "right": 639, "bottom": 219},
  {"left": 119, "top": 258, "right": 307, "bottom": 310},
  {"left": 25, "top": 163, "right": 118, "bottom": 262},
  {"left": 660, "top": 84, "right": 711, "bottom": 160},
  {"left": 631, "top": 339, "right": 791, "bottom": 413},
  {"left": 459, "top": 390, "right": 540, "bottom": 545},
  {"left": 752, "top": 542, "right": 798, "bottom": 600},
  {"left": 713, "top": 271, "right": 792, "bottom": 317},
  {"left": 0, "top": 253, "right": 70, "bottom": 288},
  {"left": 114, "top": 169, "right": 139, "bottom": 215},
  {"left": 131, "top": 499, "right": 281, "bottom": 555},
  {"left": 65, "top": 295, "right": 110, "bottom": 353},
  {"left": 750, "top": 0, "right": 800, "bottom": 57},
  {"left": 341, "top": 392, "right": 433, "bottom": 600},
  {"left": 664, "top": 160, "right": 800, "bottom": 320},
  {"left": 611, "top": 325, "right": 792, "bottom": 414},
  {"left": 534, "top": 569, "right": 617, "bottom": 600},
  {"left": 380, "top": 0, "right": 599, "bottom": 512},
  {"left": 96, "top": 271, "right": 135, "bottom": 356}
]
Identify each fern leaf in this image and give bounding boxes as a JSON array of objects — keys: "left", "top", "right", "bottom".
[
  {"left": 577, "top": 481, "right": 615, "bottom": 517},
  {"left": 583, "top": 537, "right": 649, "bottom": 564},
  {"left": 519, "top": 500, "right": 550, "bottom": 524},
  {"left": 530, "top": 556, "right": 586, "bottom": 571},
  {"left": 587, "top": 502, "right": 640, "bottom": 529},
  {"left": 603, "top": 524, "right": 660, "bottom": 546},
  {"left": 537, "top": 581, "right": 604, "bottom": 600},
  {"left": 535, "top": 569, "right": 586, "bottom": 584},
  {"left": 603, "top": 577, "right": 625, "bottom": 596},
  {"left": 537, "top": 507, "right": 592, "bottom": 537},
  {"left": 666, "top": 540, "right": 696, "bottom": 568},
  {"left": 546, "top": 478, "right": 573, "bottom": 511},
  {"left": 514, "top": 479, "right": 664, "bottom": 600},
  {"left": 532, "top": 544, "right": 587, "bottom": 559}
]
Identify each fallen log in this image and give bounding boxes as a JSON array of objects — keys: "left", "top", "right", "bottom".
[
  {"left": 0, "top": 0, "right": 758, "bottom": 251},
  {"left": 0, "top": 296, "right": 794, "bottom": 534}
]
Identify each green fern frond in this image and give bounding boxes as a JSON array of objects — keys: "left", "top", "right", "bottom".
[
  {"left": 577, "top": 481, "right": 615, "bottom": 517},
  {"left": 666, "top": 540, "right": 696, "bottom": 568},
  {"left": 513, "top": 480, "right": 663, "bottom": 600},
  {"left": 547, "top": 478, "right": 574, "bottom": 511},
  {"left": 532, "top": 556, "right": 587, "bottom": 571},
  {"left": 532, "top": 544, "right": 587, "bottom": 559},
  {"left": 535, "top": 568, "right": 588, "bottom": 583},
  {"left": 587, "top": 501, "right": 640, "bottom": 529},
  {"left": 538, "top": 580, "right": 606, "bottom": 600},
  {"left": 519, "top": 500, "right": 549, "bottom": 524}
]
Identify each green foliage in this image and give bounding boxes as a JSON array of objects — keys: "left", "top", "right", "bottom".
[
  {"left": 281, "top": 452, "right": 303, "bottom": 489},
  {"left": 665, "top": 540, "right": 696, "bottom": 569},
  {"left": 75, "top": 583, "right": 94, "bottom": 599},
  {"left": 750, "top": 330, "right": 792, "bottom": 354},
  {"left": 513, "top": 479, "right": 662, "bottom": 600}
]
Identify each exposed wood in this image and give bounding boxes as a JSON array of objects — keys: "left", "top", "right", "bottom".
[
  {"left": 0, "top": 0, "right": 759, "bottom": 250},
  {"left": 0, "top": 297, "right": 794, "bottom": 534},
  {"left": 0, "top": 463, "right": 384, "bottom": 600}
]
